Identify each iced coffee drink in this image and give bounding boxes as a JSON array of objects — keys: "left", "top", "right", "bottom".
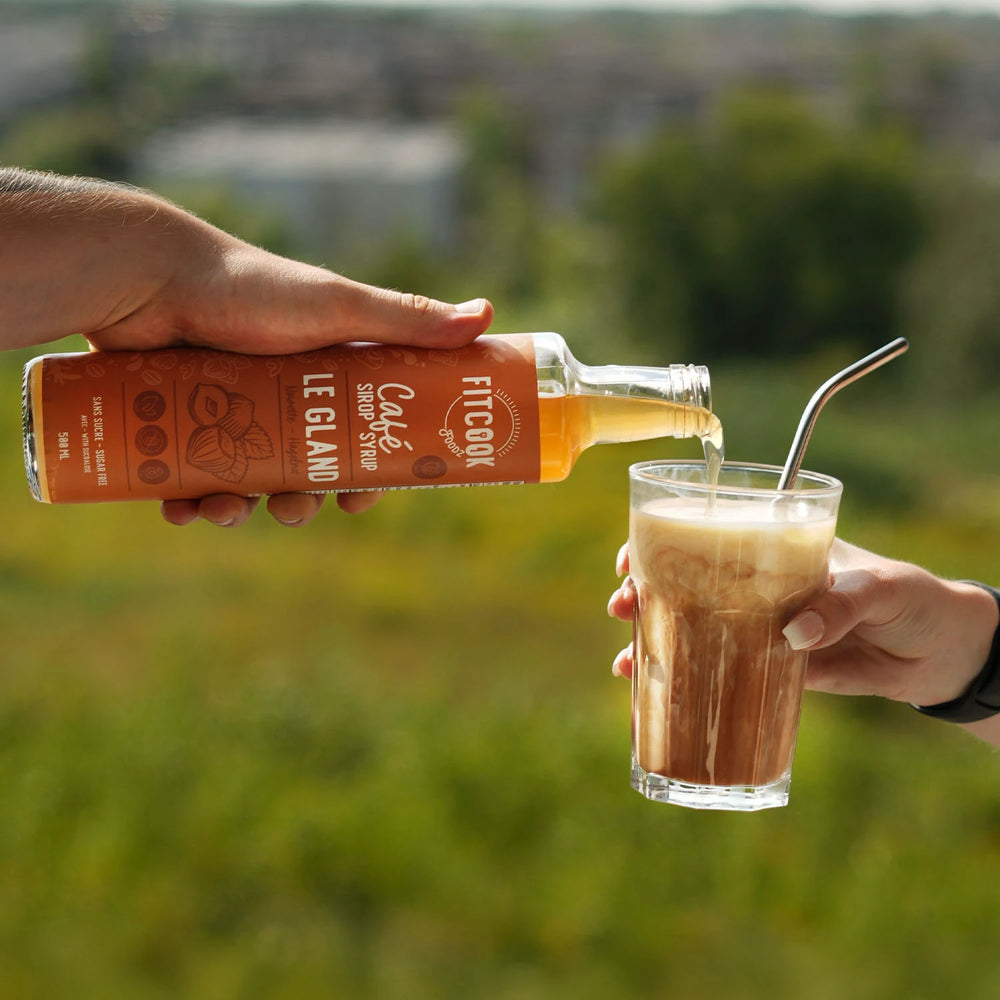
[{"left": 629, "top": 462, "right": 841, "bottom": 811}]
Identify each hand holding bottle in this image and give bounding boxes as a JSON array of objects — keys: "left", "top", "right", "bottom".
[{"left": 1, "top": 168, "right": 494, "bottom": 526}]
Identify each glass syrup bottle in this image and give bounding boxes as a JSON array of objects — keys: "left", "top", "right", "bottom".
[{"left": 22, "top": 332, "right": 718, "bottom": 504}]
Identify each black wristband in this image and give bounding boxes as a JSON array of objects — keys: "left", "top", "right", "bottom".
[{"left": 913, "top": 581, "right": 1000, "bottom": 724}]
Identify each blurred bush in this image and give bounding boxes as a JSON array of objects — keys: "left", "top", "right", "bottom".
[
  {"left": 594, "top": 89, "right": 924, "bottom": 361},
  {"left": 901, "top": 163, "right": 1000, "bottom": 396}
]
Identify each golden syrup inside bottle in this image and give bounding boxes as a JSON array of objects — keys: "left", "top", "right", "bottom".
[{"left": 536, "top": 393, "right": 723, "bottom": 483}]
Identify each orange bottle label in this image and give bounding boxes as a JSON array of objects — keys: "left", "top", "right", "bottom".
[{"left": 31, "top": 335, "right": 542, "bottom": 502}]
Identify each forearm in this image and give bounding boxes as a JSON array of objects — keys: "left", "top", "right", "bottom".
[{"left": 0, "top": 168, "right": 227, "bottom": 350}]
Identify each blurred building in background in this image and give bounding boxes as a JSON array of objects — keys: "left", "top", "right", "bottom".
[
  {"left": 7, "top": 3, "right": 1000, "bottom": 247},
  {"left": 0, "top": 13, "right": 88, "bottom": 124},
  {"left": 99, "top": 3, "right": 1000, "bottom": 189},
  {"left": 108, "top": 3, "right": 707, "bottom": 210},
  {"left": 135, "top": 119, "right": 464, "bottom": 258}
]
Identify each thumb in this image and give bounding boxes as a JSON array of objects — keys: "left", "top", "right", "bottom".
[
  {"left": 335, "top": 278, "right": 494, "bottom": 349},
  {"left": 168, "top": 246, "right": 496, "bottom": 355},
  {"left": 782, "top": 568, "right": 892, "bottom": 652}
]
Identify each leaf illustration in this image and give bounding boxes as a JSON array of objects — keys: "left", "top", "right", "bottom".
[
  {"left": 216, "top": 441, "right": 250, "bottom": 483},
  {"left": 242, "top": 422, "right": 275, "bottom": 461}
]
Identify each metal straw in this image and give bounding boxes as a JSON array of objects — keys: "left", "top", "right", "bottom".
[{"left": 778, "top": 337, "right": 909, "bottom": 491}]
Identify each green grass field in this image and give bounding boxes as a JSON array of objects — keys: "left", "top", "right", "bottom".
[{"left": 2, "top": 343, "right": 999, "bottom": 999}]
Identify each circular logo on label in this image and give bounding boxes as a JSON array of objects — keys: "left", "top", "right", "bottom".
[
  {"left": 412, "top": 455, "right": 447, "bottom": 480},
  {"left": 135, "top": 425, "right": 168, "bottom": 456},
  {"left": 134, "top": 391, "right": 167, "bottom": 422},
  {"left": 440, "top": 389, "right": 521, "bottom": 472},
  {"left": 137, "top": 459, "right": 170, "bottom": 485}
]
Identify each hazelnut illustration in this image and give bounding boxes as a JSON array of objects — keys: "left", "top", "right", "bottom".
[
  {"left": 188, "top": 384, "right": 229, "bottom": 425},
  {"left": 184, "top": 384, "right": 275, "bottom": 484},
  {"left": 217, "top": 393, "right": 254, "bottom": 438},
  {"left": 186, "top": 425, "right": 237, "bottom": 476}
]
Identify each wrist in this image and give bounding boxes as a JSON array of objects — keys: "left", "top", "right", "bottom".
[
  {"left": 913, "top": 581, "right": 1000, "bottom": 723},
  {"left": 85, "top": 195, "right": 239, "bottom": 351}
]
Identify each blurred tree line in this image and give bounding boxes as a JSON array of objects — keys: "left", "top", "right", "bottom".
[
  {"left": 451, "top": 84, "right": 1000, "bottom": 402},
  {"left": 596, "top": 91, "right": 922, "bottom": 360},
  {"left": 4, "top": 18, "right": 1000, "bottom": 397}
]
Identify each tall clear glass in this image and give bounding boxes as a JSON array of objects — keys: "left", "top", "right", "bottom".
[{"left": 629, "top": 461, "right": 842, "bottom": 811}]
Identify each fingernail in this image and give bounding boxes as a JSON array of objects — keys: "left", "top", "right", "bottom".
[
  {"left": 612, "top": 648, "right": 630, "bottom": 678},
  {"left": 783, "top": 610, "right": 824, "bottom": 651},
  {"left": 615, "top": 542, "right": 629, "bottom": 577},
  {"left": 453, "top": 298, "right": 485, "bottom": 314},
  {"left": 607, "top": 590, "right": 620, "bottom": 618}
]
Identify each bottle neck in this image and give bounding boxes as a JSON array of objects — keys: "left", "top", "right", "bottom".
[{"left": 574, "top": 362, "right": 714, "bottom": 444}]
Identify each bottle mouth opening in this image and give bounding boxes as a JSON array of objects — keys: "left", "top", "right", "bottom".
[
  {"left": 645, "top": 365, "right": 714, "bottom": 437},
  {"left": 694, "top": 365, "right": 712, "bottom": 420}
]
